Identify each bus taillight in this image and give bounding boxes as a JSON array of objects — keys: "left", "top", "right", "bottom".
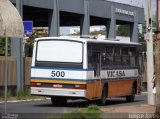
[
  {"left": 31, "top": 82, "right": 41, "bottom": 87},
  {"left": 75, "top": 84, "right": 86, "bottom": 89},
  {"left": 31, "top": 82, "right": 37, "bottom": 87}
]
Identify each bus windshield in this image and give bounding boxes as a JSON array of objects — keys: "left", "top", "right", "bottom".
[{"left": 36, "top": 40, "right": 83, "bottom": 63}]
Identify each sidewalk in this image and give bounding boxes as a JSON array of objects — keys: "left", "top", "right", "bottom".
[
  {"left": 102, "top": 104, "right": 156, "bottom": 113},
  {"left": 101, "top": 104, "right": 156, "bottom": 119}
]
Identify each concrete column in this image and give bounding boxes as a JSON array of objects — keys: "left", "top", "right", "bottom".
[
  {"left": 131, "top": 11, "right": 138, "bottom": 42},
  {"left": 146, "top": 0, "right": 155, "bottom": 105},
  {"left": 16, "top": 0, "right": 23, "bottom": 18},
  {"left": 11, "top": 0, "right": 24, "bottom": 91},
  {"left": 108, "top": 6, "right": 116, "bottom": 39},
  {"left": 80, "top": 0, "right": 90, "bottom": 35},
  {"left": 49, "top": 0, "right": 60, "bottom": 36},
  {"left": 11, "top": 39, "right": 24, "bottom": 91},
  {"left": 106, "top": 21, "right": 110, "bottom": 38}
]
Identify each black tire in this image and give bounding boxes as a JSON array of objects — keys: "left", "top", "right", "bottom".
[
  {"left": 87, "top": 100, "right": 97, "bottom": 105},
  {"left": 98, "top": 86, "right": 107, "bottom": 105},
  {"left": 51, "top": 97, "right": 67, "bottom": 106},
  {"left": 126, "top": 87, "right": 135, "bottom": 102}
]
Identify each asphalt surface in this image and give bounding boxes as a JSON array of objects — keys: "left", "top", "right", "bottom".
[{"left": 0, "top": 93, "right": 147, "bottom": 118}]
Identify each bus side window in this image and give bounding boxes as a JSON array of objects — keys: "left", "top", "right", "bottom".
[
  {"left": 108, "top": 47, "right": 114, "bottom": 67},
  {"left": 101, "top": 46, "right": 114, "bottom": 68},
  {"left": 114, "top": 47, "right": 121, "bottom": 66},
  {"left": 122, "top": 47, "right": 130, "bottom": 66},
  {"left": 101, "top": 52, "right": 107, "bottom": 68},
  {"left": 129, "top": 47, "right": 136, "bottom": 67},
  {"left": 106, "top": 47, "right": 114, "bottom": 67}
]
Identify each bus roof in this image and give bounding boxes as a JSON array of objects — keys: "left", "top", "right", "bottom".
[{"left": 35, "top": 36, "right": 141, "bottom": 46}]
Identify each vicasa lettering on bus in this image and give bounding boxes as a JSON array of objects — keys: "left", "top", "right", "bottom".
[{"left": 107, "top": 70, "right": 125, "bottom": 78}]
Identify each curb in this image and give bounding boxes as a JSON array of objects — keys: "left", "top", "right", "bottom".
[{"left": 0, "top": 98, "right": 50, "bottom": 104}]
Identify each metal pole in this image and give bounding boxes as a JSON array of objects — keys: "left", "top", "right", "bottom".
[
  {"left": 155, "top": 0, "right": 160, "bottom": 114},
  {"left": 155, "top": 32, "right": 160, "bottom": 114},
  {"left": 4, "top": 31, "right": 8, "bottom": 114},
  {"left": 13, "top": 0, "right": 24, "bottom": 92},
  {"left": 146, "top": 0, "right": 155, "bottom": 105},
  {"left": 156, "top": 0, "right": 159, "bottom": 31}
]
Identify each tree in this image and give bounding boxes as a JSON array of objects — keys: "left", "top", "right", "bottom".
[
  {"left": 90, "top": 30, "right": 106, "bottom": 36},
  {"left": 155, "top": 34, "right": 160, "bottom": 115},
  {"left": 139, "top": 32, "right": 146, "bottom": 52},
  {"left": 25, "top": 29, "right": 48, "bottom": 57},
  {"left": 0, "top": 37, "right": 11, "bottom": 56},
  {"left": 116, "top": 25, "right": 130, "bottom": 36}
]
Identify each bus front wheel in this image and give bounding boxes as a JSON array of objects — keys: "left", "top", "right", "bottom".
[{"left": 51, "top": 97, "right": 67, "bottom": 106}]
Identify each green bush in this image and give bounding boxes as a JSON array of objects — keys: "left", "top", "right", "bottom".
[
  {"left": 16, "top": 87, "right": 31, "bottom": 100},
  {"left": 24, "top": 87, "right": 31, "bottom": 97},
  {"left": 0, "top": 89, "right": 12, "bottom": 98},
  {"left": 16, "top": 87, "right": 45, "bottom": 100},
  {"left": 16, "top": 88, "right": 24, "bottom": 100},
  {"left": 0, "top": 37, "right": 11, "bottom": 56},
  {"left": 7, "top": 89, "right": 12, "bottom": 97},
  {"left": 0, "top": 89, "right": 5, "bottom": 98}
]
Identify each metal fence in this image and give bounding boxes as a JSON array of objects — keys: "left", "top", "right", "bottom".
[
  {"left": 0, "top": 56, "right": 147, "bottom": 87},
  {"left": 24, "top": 57, "right": 32, "bottom": 86},
  {"left": 0, "top": 56, "right": 16, "bottom": 86},
  {"left": 0, "top": 56, "right": 32, "bottom": 87}
]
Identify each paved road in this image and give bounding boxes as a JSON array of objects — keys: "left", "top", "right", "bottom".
[{"left": 0, "top": 93, "right": 147, "bottom": 118}]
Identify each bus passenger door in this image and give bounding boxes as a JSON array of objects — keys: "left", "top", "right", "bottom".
[
  {"left": 93, "top": 52, "right": 101, "bottom": 77},
  {"left": 93, "top": 52, "right": 101, "bottom": 99}
]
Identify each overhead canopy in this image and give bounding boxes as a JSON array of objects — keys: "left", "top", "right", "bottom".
[{"left": 0, "top": 0, "right": 24, "bottom": 38}]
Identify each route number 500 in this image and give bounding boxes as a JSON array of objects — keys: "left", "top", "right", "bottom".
[{"left": 51, "top": 71, "right": 65, "bottom": 77}]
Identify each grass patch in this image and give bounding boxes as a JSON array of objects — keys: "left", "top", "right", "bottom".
[
  {"left": 16, "top": 87, "right": 45, "bottom": 100},
  {"left": 0, "top": 89, "right": 12, "bottom": 98},
  {"left": 0, "top": 87, "right": 45, "bottom": 101},
  {"left": 48, "top": 105, "right": 103, "bottom": 119},
  {"left": 0, "top": 89, "right": 5, "bottom": 98},
  {"left": 0, "top": 89, "right": 15, "bottom": 101}
]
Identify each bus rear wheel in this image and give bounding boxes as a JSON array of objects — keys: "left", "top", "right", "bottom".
[
  {"left": 126, "top": 87, "right": 135, "bottom": 102},
  {"left": 51, "top": 97, "right": 67, "bottom": 106},
  {"left": 98, "top": 86, "right": 107, "bottom": 105}
]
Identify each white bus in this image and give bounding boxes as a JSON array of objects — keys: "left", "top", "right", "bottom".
[{"left": 31, "top": 36, "right": 142, "bottom": 105}]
